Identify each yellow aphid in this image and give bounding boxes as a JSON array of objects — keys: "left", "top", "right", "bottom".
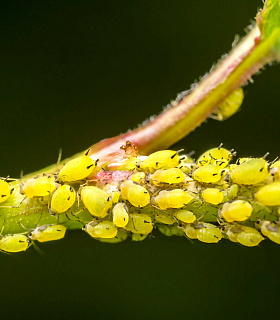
[
  {"left": 192, "top": 164, "right": 223, "bottom": 184},
  {"left": 154, "top": 189, "right": 192, "bottom": 210},
  {"left": 213, "top": 88, "right": 244, "bottom": 121},
  {"left": 81, "top": 186, "right": 112, "bottom": 218},
  {"left": 184, "top": 225, "right": 198, "bottom": 239},
  {"left": 106, "top": 157, "right": 139, "bottom": 171},
  {"left": 197, "top": 147, "right": 233, "bottom": 168},
  {"left": 131, "top": 233, "right": 149, "bottom": 241},
  {"left": 59, "top": 151, "right": 95, "bottom": 182},
  {"left": 201, "top": 188, "right": 224, "bottom": 205},
  {"left": 231, "top": 158, "right": 268, "bottom": 185},
  {"left": 102, "top": 184, "right": 120, "bottom": 204},
  {"left": 227, "top": 184, "right": 239, "bottom": 200},
  {"left": 84, "top": 220, "right": 118, "bottom": 239},
  {"left": 223, "top": 225, "right": 242, "bottom": 242},
  {"left": 22, "top": 176, "right": 56, "bottom": 198},
  {"left": 30, "top": 224, "right": 67, "bottom": 242},
  {"left": 220, "top": 200, "right": 253, "bottom": 222},
  {"left": 174, "top": 210, "right": 196, "bottom": 223},
  {"left": 120, "top": 180, "right": 150, "bottom": 207},
  {"left": 125, "top": 213, "right": 153, "bottom": 234},
  {"left": 157, "top": 224, "right": 184, "bottom": 237},
  {"left": 254, "top": 182, "right": 280, "bottom": 206},
  {"left": 112, "top": 203, "right": 129, "bottom": 228},
  {"left": 0, "top": 179, "right": 11, "bottom": 203},
  {"left": 178, "top": 154, "right": 195, "bottom": 174},
  {"left": 236, "top": 226, "right": 264, "bottom": 247},
  {"left": 50, "top": 185, "right": 76, "bottom": 214},
  {"left": 139, "top": 150, "right": 181, "bottom": 173},
  {"left": 258, "top": 221, "right": 280, "bottom": 244},
  {"left": 155, "top": 213, "right": 176, "bottom": 225},
  {"left": 99, "top": 231, "right": 128, "bottom": 243},
  {"left": 151, "top": 168, "right": 185, "bottom": 186},
  {"left": 0, "top": 234, "right": 30, "bottom": 253},
  {"left": 196, "top": 223, "right": 223, "bottom": 243},
  {"left": 130, "top": 172, "right": 146, "bottom": 183}
]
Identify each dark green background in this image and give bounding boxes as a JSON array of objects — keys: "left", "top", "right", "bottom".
[{"left": 1, "top": 1, "right": 280, "bottom": 319}]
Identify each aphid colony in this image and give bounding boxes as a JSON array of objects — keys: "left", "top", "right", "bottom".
[{"left": 2, "top": 143, "right": 280, "bottom": 253}]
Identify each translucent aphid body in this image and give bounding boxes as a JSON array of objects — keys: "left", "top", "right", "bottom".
[
  {"left": 201, "top": 188, "right": 224, "bottom": 205},
  {"left": 125, "top": 214, "right": 153, "bottom": 234},
  {"left": 130, "top": 172, "right": 146, "bottom": 183},
  {"left": 155, "top": 213, "right": 176, "bottom": 225},
  {"left": 151, "top": 168, "right": 185, "bottom": 186},
  {"left": 0, "top": 180, "right": 11, "bottom": 203},
  {"left": 258, "top": 221, "right": 280, "bottom": 244},
  {"left": 22, "top": 176, "right": 56, "bottom": 198},
  {"left": 174, "top": 210, "right": 196, "bottom": 223},
  {"left": 99, "top": 231, "right": 128, "bottom": 243},
  {"left": 30, "top": 224, "right": 67, "bottom": 242},
  {"left": 227, "top": 184, "right": 239, "bottom": 200},
  {"left": 50, "top": 185, "right": 76, "bottom": 214},
  {"left": 139, "top": 150, "right": 180, "bottom": 173},
  {"left": 231, "top": 158, "right": 268, "bottom": 185},
  {"left": 196, "top": 223, "right": 223, "bottom": 243},
  {"left": 0, "top": 234, "right": 30, "bottom": 253},
  {"left": 192, "top": 164, "right": 223, "bottom": 183},
  {"left": 236, "top": 226, "right": 264, "bottom": 247},
  {"left": 197, "top": 147, "right": 233, "bottom": 168},
  {"left": 58, "top": 151, "right": 95, "bottom": 182},
  {"left": 184, "top": 225, "right": 198, "bottom": 239},
  {"left": 158, "top": 224, "right": 184, "bottom": 237},
  {"left": 131, "top": 233, "right": 149, "bottom": 241},
  {"left": 84, "top": 220, "right": 118, "bottom": 239},
  {"left": 213, "top": 88, "right": 244, "bottom": 121},
  {"left": 112, "top": 203, "right": 129, "bottom": 228},
  {"left": 254, "top": 182, "right": 280, "bottom": 206},
  {"left": 154, "top": 189, "right": 192, "bottom": 210},
  {"left": 220, "top": 200, "right": 253, "bottom": 222},
  {"left": 102, "top": 184, "right": 120, "bottom": 204},
  {"left": 120, "top": 180, "right": 150, "bottom": 207},
  {"left": 81, "top": 186, "right": 112, "bottom": 218}
]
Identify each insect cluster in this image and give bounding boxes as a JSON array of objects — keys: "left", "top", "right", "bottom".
[{"left": 1, "top": 141, "right": 280, "bottom": 253}]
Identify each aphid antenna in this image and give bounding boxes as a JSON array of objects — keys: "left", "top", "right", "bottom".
[
  {"left": 57, "top": 148, "right": 63, "bottom": 165},
  {"left": 262, "top": 152, "right": 270, "bottom": 159}
]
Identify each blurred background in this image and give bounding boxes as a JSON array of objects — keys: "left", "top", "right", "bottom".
[{"left": 1, "top": 1, "right": 280, "bottom": 319}]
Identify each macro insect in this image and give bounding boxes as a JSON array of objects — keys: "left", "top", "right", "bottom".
[{"left": 50, "top": 185, "right": 76, "bottom": 214}]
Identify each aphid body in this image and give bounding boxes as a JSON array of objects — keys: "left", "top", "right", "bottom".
[
  {"left": 139, "top": 150, "right": 180, "bottom": 173},
  {"left": 220, "top": 200, "right": 253, "bottom": 222},
  {"left": 196, "top": 223, "right": 223, "bottom": 243},
  {"left": 125, "top": 213, "right": 153, "bottom": 234},
  {"left": 84, "top": 220, "right": 118, "bottom": 239},
  {"left": 30, "top": 224, "right": 67, "bottom": 242},
  {"left": 236, "top": 226, "right": 264, "bottom": 247},
  {"left": 22, "top": 176, "right": 56, "bottom": 198},
  {"left": 151, "top": 168, "right": 185, "bottom": 186},
  {"left": 254, "top": 182, "right": 280, "bottom": 206},
  {"left": 201, "top": 188, "right": 224, "bottom": 205},
  {"left": 197, "top": 147, "right": 233, "bottom": 168},
  {"left": 120, "top": 180, "right": 150, "bottom": 207},
  {"left": 0, "top": 234, "right": 30, "bottom": 253},
  {"left": 154, "top": 189, "right": 192, "bottom": 210},
  {"left": 50, "top": 185, "right": 76, "bottom": 214},
  {"left": 258, "top": 221, "right": 280, "bottom": 244},
  {"left": 231, "top": 158, "right": 268, "bottom": 185},
  {"left": 174, "top": 210, "right": 196, "bottom": 223},
  {"left": 112, "top": 203, "right": 129, "bottom": 228},
  {"left": 155, "top": 213, "right": 176, "bottom": 225},
  {"left": 81, "top": 186, "right": 112, "bottom": 218},
  {"left": 59, "top": 152, "right": 96, "bottom": 182},
  {"left": 192, "top": 164, "right": 223, "bottom": 183},
  {"left": 0, "top": 179, "right": 11, "bottom": 203}
]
